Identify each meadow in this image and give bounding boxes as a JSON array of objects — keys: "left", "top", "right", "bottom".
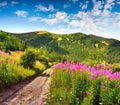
[{"left": 48, "top": 61, "right": 120, "bottom": 105}]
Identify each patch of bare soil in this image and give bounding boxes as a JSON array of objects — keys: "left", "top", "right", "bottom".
[{"left": 0, "top": 67, "right": 54, "bottom": 105}]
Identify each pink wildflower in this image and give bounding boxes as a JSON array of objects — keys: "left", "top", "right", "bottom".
[
  {"left": 86, "top": 91, "right": 91, "bottom": 95},
  {"left": 0, "top": 60, "right": 4, "bottom": 63},
  {"left": 118, "top": 86, "right": 120, "bottom": 89}
]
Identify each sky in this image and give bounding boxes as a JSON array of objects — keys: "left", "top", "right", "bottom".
[{"left": 0, "top": 0, "right": 120, "bottom": 40}]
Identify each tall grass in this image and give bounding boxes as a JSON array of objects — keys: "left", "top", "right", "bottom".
[
  {"left": 0, "top": 58, "right": 36, "bottom": 89},
  {"left": 0, "top": 50, "right": 36, "bottom": 90}
]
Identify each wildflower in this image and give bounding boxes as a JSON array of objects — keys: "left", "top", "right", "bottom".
[
  {"left": 103, "top": 87, "right": 108, "bottom": 91},
  {"left": 107, "top": 64, "right": 111, "bottom": 70},
  {"left": 96, "top": 64, "right": 100, "bottom": 70},
  {"left": 118, "top": 86, "right": 120, "bottom": 89},
  {"left": 9, "top": 59, "right": 13, "bottom": 64},
  {"left": 91, "top": 72, "right": 97, "bottom": 79},
  {"left": 101, "top": 81, "right": 107, "bottom": 86},
  {"left": 101, "top": 63, "right": 105, "bottom": 69},
  {"left": 0, "top": 60, "right": 4, "bottom": 63},
  {"left": 86, "top": 91, "right": 91, "bottom": 95},
  {"left": 71, "top": 66, "right": 76, "bottom": 72}
]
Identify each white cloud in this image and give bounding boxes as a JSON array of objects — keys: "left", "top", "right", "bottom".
[
  {"left": 50, "top": 25, "right": 80, "bottom": 34},
  {"left": 11, "top": 1, "right": 18, "bottom": 6},
  {"left": 41, "top": 11, "right": 68, "bottom": 25},
  {"left": 104, "top": 0, "right": 115, "bottom": 10},
  {"left": 69, "top": 20, "right": 85, "bottom": 27},
  {"left": 36, "top": 4, "right": 55, "bottom": 12},
  {"left": 107, "top": 0, "right": 115, "bottom": 3},
  {"left": 102, "top": 9, "right": 110, "bottom": 17},
  {"left": 82, "top": 4, "right": 88, "bottom": 10},
  {"left": 15, "top": 10, "right": 28, "bottom": 18},
  {"left": 91, "top": 0, "right": 115, "bottom": 17},
  {"left": 71, "top": 0, "right": 79, "bottom": 4},
  {"left": 91, "top": 1, "right": 103, "bottom": 17},
  {"left": 92, "top": 0, "right": 96, "bottom": 3},
  {"left": 28, "top": 16, "right": 41, "bottom": 22},
  {"left": 92, "top": 9, "right": 101, "bottom": 16},
  {"left": 0, "top": 1, "right": 7, "bottom": 7},
  {"left": 117, "top": 1, "right": 120, "bottom": 4},
  {"left": 100, "top": 0, "right": 115, "bottom": 17},
  {"left": 64, "top": 11, "right": 98, "bottom": 35},
  {"left": 64, "top": 4, "right": 71, "bottom": 8}
]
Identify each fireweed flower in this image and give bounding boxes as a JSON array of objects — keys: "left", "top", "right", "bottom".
[
  {"left": 103, "top": 87, "right": 108, "bottom": 91},
  {"left": 96, "top": 64, "right": 101, "bottom": 70},
  {"left": 55, "top": 62, "right": 120, "bottom": 81},
  {"left": 91, "top": 73, "right": 97, "bottom": 79},
  {"left": 101, "top": 63, "right": 105, "bottom": 69},
  {"left": 0, "top": 60, "right": 4, "bottom": 63},
  {"left": 101, "top": 81, "right": 107, "bottom": 86},
  {"left": 107, "top": 64, "right": 112, "bottom": 70},
  {"left": 118, "top": 86, "right": 120, "bottom": 89},
  {"left": 9, "top": 59, "right": 13, "bottom": 64},
  {"left": 86, "top": 91, "right": 91, "bottom": 95},
  {"left": 0, "top": 50, "right": 9, "bottom": 56}
]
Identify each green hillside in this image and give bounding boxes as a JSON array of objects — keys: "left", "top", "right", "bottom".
[
  {"left": 12, "top": 31, "right": 120, "bottom": 64},
  {"left": 0, "top": 31, "right": 26, "bottom": 52}
]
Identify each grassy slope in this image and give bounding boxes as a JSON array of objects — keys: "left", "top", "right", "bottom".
[
  {"left": 0, "top": 31, "right": 26, "bottom": 52},
  {"left": 12, "top": 31, "right": 120, "bottom": 64}
]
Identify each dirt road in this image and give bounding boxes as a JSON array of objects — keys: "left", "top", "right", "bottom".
[{"left": 0, "top": 67, "right": 54, "bottom": 105}]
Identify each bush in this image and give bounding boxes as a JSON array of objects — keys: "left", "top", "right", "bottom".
[{"left": 20, "top": 49, "right": 36, "bottom": 68}]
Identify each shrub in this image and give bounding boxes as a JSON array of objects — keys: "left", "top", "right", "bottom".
[{"left": 20, "top": 49, "right": 36, "bottom": 68}]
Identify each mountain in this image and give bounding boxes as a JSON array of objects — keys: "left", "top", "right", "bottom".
[{"left": 7, "top": 31, "right": 120, "bottom": 64}]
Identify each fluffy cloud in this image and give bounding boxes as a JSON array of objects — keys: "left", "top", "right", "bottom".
[
  {"left": 41, "top": 11, "right": 69, "bottom": 25},
  {"left": 117, "top": 1, "right": 120, "bottom": 4},
  {"left": 71, "top": 0, "right": 79, "bottom": 4},
  {"left": 15, "top": 10, "right": 28, "bottom": 17},
  {"left": 69, "top": 20, "right": 85, "bottom": 27},
  {"left": 11, "top": 1, "right": 18, "bottom": 6},
  {"left": 69, "top": 12, "right": 97, "bottom": 34},
  {"left": 64, "top": 4, "right": 71, "bottom": 8},
  {"left": 28, "top": 16, "right": 41, "bottom": 22},
  {"left": 81, "top": 4, "right": 88, "bottom": 10},
  {"left": 36, "top": 4, "right": 55, "bottom": 12},
  {"left": 91, "top": 0, "right": 116, "bottom": 17},
  {"left": 104, "top": 0, "right": 115, "bottom": 10},
  {"left": 0, "top": 1, "right": 7, "bottom": 7},
  {"left": 91, "top": 0, "right": 103, "bottom": 16}
]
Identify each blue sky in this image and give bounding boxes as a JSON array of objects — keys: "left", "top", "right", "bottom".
[{"left": 0, "top": 0, "right": 120, "bottom": 40}]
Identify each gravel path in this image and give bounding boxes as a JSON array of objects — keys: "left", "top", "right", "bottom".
[{"left": 0, "top": 66, "right": 54, "bottom": 105}]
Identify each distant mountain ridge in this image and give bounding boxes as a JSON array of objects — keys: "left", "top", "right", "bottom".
[{"left": 5, "top": 31, "right": 120, "bottom": 64}]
